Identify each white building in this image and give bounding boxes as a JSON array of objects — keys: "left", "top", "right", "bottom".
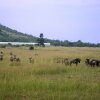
[{"left": 0, "top": 42, "right": 50, "bottom": 46}]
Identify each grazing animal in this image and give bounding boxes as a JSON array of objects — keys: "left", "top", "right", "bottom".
[
  {"left": 10, "top": 54, "right": 20, "bottom": 63},
  {"left": 15, "top": 58, "right": 20, "bottom": 62},
  {"left": 85, "top": 58, "right": 95, "bottom": 66},
  {"left": 96, "top": 60, "right": 100, "bottom": 66},
  {"left": 85, "top": 58, "right": 100, "bottom": 67},
  {"left": 90, "top": 60, "right": 96, "bottom": 67},
  {"left": 69, "top": 58, "right": 81, "bottom": 66},
  {"left": 29, "top": 57, "right": 34, "bottom": 63},
  {"left": 64, "top": 58, "right": 81, "bottom": 66}
]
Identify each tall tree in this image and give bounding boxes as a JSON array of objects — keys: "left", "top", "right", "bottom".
[
  {"left": 40, "top": 33, "right": 43, "bottom": 38},
  {"left": 37, "top": 33, "right": 45, "bottom": 47}
]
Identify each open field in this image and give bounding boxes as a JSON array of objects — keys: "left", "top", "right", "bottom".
[{"left": 0, "top": 47, "right": 100, "bottom": 100}]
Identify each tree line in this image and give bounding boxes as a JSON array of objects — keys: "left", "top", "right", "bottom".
[
  {"left": 37, "top": 34, "right": 100, "bottom": 47},
  {"left": 43, "top": 38, "right": 100, "bottom": 47},
  {"left": 0, "top": 24, "right": 100, "bottom": 47}
]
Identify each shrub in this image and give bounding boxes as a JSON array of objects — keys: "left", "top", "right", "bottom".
[{"left": 29, "top": 46, "right": 34, "bottom": 50}]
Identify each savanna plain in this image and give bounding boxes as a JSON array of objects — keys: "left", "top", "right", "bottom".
[{"left": 0, "top": 46, "right": 100, "bottom": 100}]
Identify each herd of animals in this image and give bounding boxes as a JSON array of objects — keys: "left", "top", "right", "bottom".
[
  {"left": 0, "top": 51, "right": 20, "bottom": 63},
  {"left": 55, "top": 57, "right": 100, "bottom": 67},
  {"left": 0, "top": 51, "right": 37, "bottom": 64},
  {"left": 0, "top": 51, "right": 100, "bottom": 67}
]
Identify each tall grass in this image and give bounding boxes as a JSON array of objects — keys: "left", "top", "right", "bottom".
[{"left": 0, "top": 47, "right": 100, "bottom": 100}]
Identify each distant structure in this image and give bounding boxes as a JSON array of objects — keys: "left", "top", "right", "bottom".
[{"left": 0, "top": 42, "right": 50, "bottom": 46}]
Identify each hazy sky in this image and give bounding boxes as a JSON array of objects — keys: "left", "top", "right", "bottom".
[{"left": 0, "top": 0, "right": 100, "bottom": 43}]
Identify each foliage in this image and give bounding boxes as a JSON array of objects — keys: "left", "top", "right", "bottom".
[
  {"left": 47, "top": 39, "right": 100, "bottom": 47},
  {"left": 0, "top": 24, "right": 100, "bottom": 47},
  {"left": 29, "top": 46, "right": 34, "bottom": 50},
  {"left": 0, "top": 24, "right": 37, "bottom": 42},
  {"left": 37, "top": 33, "right": 45, "bottom": 47}
]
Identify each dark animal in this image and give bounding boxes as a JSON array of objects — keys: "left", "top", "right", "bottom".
[
  {"left": 96, "top": 60, "right": 100, "bottom": 66},
  {"left": 15, "top": 58, "right": 20, "bottom": 62},
  {"left": 69, "top": 58, "right": 81, "bottom": 66},
  {"left": 64, "top": 58, "right": 81, "bottom": 66},
  {"left": 10, "top": 54, "right": 20, "bottom": 63},
  {"left": 85, "top": 59, "right": 96, "bottom": 67},
  {"left": 85, "top": 58, "right": 100, "bottom": 67},
  {"left": 90, "top": 60, "right": 97, "bottom": 67}
]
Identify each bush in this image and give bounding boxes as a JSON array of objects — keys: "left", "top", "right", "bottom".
[{"left": 29, "top": 46, "right": 34, "bottom": 50}]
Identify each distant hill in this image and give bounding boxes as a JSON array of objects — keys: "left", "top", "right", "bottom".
[
  {"left": 0, "top": 24, "right": 100, "bottom": 47},
  {"left": 0, "top": 24, "right": 37, "bottom": 42}
]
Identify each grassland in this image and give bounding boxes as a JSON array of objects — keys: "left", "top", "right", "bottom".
[{"left": 0, "top": 47, "right": 100, "bottom": 100}]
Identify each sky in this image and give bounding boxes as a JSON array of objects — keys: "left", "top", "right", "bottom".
[{"left": 0, "top": 0, "right": 100, "bottom": 43}]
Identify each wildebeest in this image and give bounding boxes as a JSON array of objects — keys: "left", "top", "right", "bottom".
[
  {"left": 15, "top": 57, "right": 20, "bottom": 62},
  {"left": 96, "top": 60, "right": 100, "bottom": 66},
  {"left": 64, "top": 58, "right": 81, "bottom": 66},
  {"left": 10, "top": 55, "right": 16, "bottom": 62},
  {"left": 10, "top": 54, "right": 20, "bottom": 63},
  {"left": 85, "top": 58, "right": 100, "bottom": 67}
]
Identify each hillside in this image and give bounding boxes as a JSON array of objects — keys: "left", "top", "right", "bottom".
[
  {"left": 0, "top": 24, "right": 37, "bottom": 42},
  {"left": 0, "top": 24, "right": 100, "bottom": 47}
]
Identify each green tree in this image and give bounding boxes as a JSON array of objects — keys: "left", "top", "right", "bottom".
[
  {"left": 37, "top": 33, "right": 45, "bottom": 47},
  {"left": 40, "top": 33, "right": 43, "bottom": 38}
]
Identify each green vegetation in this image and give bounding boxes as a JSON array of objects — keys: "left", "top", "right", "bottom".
[
  {"left": 0, "top": 24, "right": 100, "bottom": 47},
  {"left": 37, "top": 33, "right": 45, "bottom": 47},
  {"left": 29, "top": 46, "right": 34, "bottom": 50},
  {"left": 0, "top": 24, "right": 37, "bottom": 42},
  {"left": 0, "top": 47, "right": 100, "bottom": 100}
]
